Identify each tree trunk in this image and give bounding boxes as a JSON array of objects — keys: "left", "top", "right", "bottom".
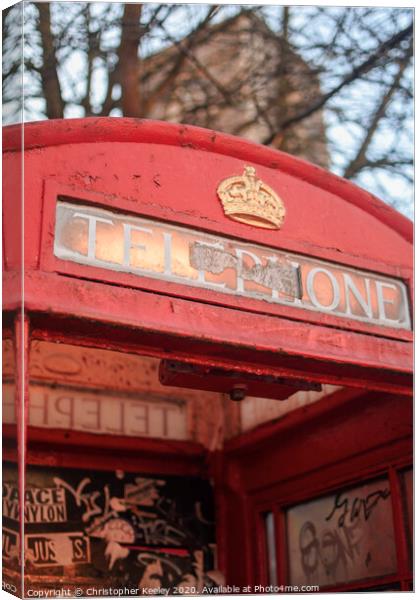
[
  {"left": 118, "top": 3, "right": 143, "bottom": 117},
  {"left": 38, "top": 3, "right": 64, "bottom": 119}
]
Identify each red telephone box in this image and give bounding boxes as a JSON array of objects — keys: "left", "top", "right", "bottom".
[{"left": 3, "top": 118, "right": 413, "bottom": 596}]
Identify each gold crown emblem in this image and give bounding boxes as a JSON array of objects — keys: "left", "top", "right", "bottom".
[{"left": 217, "top": 166, "right": 285, "bottom": 229}]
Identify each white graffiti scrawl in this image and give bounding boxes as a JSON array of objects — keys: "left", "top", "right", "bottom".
[{"left": 17, "top": 464, "right": 220, "bottom": 594}]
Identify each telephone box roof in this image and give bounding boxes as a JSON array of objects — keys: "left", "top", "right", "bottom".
[{"left": 3, "top": 117, "right": 413, "bottom": 243}]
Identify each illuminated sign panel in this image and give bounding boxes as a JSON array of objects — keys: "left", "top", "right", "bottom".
[{"left": 54, "top": 201, "right": 411, "bottom": 331}]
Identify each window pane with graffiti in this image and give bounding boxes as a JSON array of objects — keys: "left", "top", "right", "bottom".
[
  {"left": 286, "top": 476, "right": 397, "bottom": 588},
  {"left": 3, "top": 463, "right": 21, "bottom": 595},
  {"left": 3, "top": 462, "right": 220, "bottom": 594}
]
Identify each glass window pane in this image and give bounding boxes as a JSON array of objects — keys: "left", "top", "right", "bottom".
[
  {"left": 286, "top": 477, "right": 397, "bottom": 588},
  {"left": 400, "top": 468, "right": 413, "bottom": 561},
  {"left": 263, "top": 512, "right": 278, "bottom": 586},
  {"left": 21, "top": 462, "right": 217, "bottom": 592}
]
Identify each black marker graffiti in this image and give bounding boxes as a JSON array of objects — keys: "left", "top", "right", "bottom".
[
  {"left": 325, "top": 488, "right": 390, "bottom": 528},
  {"left": 299, "top": 518, "right": 363, "bottom": 580},
  {"left": 298, "top": 485, "right": 392, "bottom": 582}
]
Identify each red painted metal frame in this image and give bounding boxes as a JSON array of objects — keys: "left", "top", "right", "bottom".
[
  {"left": 222, "top": 387, "right": 413, "bottom": 590},
  {"left": 26, "top": 314, "right": 410, "bottom": 382},
  {"left": 1, "top": 118, "right": 414, "bottom": 245},
  {"left": 388, "top": 466, "right": 412, "bottom": 590},
  {"left": 14, "top": 313, "right": 29, "bottom": 590},
  {"left": 2, "top": 118, "right": 414, "bottom": 591},
  {"left": 250, "top": 465, "right": 412, "bottom": 593},
  {"left": 5, "top": 333, "right": 412, "bottom": 590},
  {"left": 14, "top": 278, "right": 412, "bottom": 393},
  {"left": 3, "top": 425, "right": 207, "bottom": 472}
]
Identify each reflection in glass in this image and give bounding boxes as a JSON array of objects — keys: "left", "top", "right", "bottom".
[{"left": 263, "top": 512, "right": 278, "bottom": 586}]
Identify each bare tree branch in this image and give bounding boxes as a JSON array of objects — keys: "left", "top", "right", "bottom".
[
  {"left": 143, "top": 5, "right": 223, "bottom": 113},
  {"left": 343, "top": 41, "right": 413, "bottom": 179},
  {"left": 263, "top": 20, "right": 413, "bottom": 144},
  {"left": 3, "top": 3, "right": 413, "bottom": 216}
]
